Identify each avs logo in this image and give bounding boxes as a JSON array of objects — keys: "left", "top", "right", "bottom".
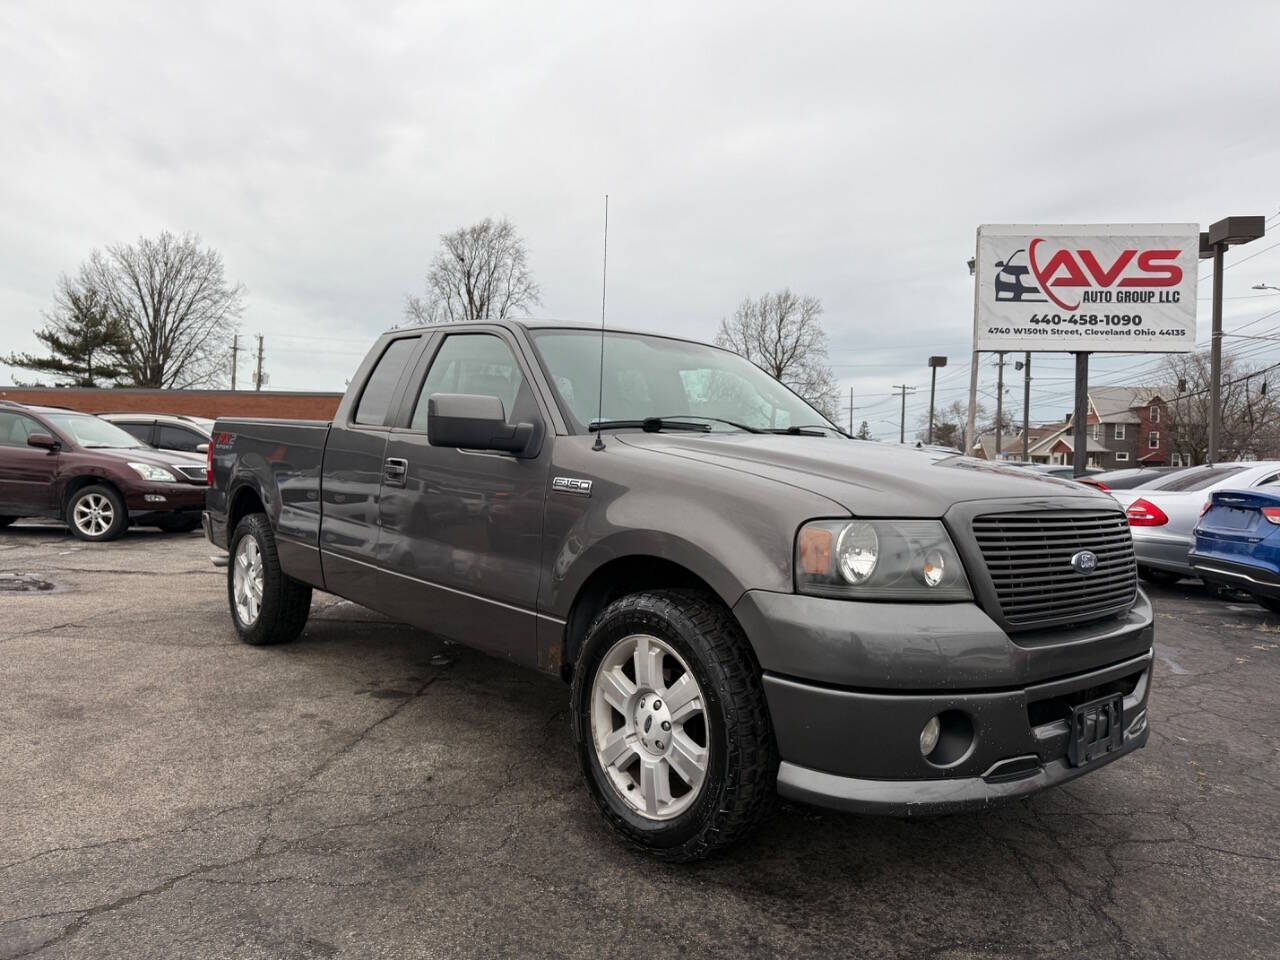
[{"left": 993, "top": 240, "right": 1184, "bottom": 313}]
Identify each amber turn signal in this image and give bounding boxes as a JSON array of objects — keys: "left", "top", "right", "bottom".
[{"left": 798, "top": 526, "right": 833, "bottom": 575}]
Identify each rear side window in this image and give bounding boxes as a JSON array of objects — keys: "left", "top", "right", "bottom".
[
  {"left": 354, "top": 337, "right": 419, "bottom": 425},
  {"left": 157, "top": 424, "right": 204, "bottom": 452},
  {"left": 1160, "top": 466, "right": 1246, "bottom": 492},
  {"left": 115, "top": 421, "right": 153, "bottom": 443}
]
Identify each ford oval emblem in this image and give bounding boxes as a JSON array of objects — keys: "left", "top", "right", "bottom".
[{"left": 1070, "top": 550, "right": 1099, "bottom": 575}]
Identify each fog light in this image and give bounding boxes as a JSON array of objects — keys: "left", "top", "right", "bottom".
[
  {"left": 919, "top": 715, "right": 941, "bottom": 756},
  {"left": 144, "top": 494, "right": 167, "bottom": 503}
]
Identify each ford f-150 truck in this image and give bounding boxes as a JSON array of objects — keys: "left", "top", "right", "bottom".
[{"left": 205, "top": 320, "right": 1153, "bottom": 860}]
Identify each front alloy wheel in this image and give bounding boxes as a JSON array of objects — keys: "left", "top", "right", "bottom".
[
  {"left": 66, "top": 485, "right": 127, "bottom": 542},
  {"left": 571, "top": 589, "right": 778, "bottom": 861},
  {"left": 590, "top": 633, "right": 710, "bottom": 820}
]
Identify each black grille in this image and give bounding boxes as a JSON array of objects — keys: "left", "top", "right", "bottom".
[{"left": 972, "top": 510, "right": 1137, "bottom": 630}]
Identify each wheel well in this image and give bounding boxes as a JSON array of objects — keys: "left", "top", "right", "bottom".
[
  {"left": 228, "top": 485, "right": 265, "bottom": 535},
  {"left": 62, "top": 476, "right": 120, "bottom": 513},
  {"left": 561, "top": 556, "right": 726, "bottom": 682}
]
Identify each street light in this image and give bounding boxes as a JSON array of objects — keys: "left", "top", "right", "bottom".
[
  {"left": 927, "top": 355, "right": 947, "bottom": 444},
  {"left": 1252, "top": 283, "right": 1280, "bottom": 293},
  {"left": 1205, "top": 216, "right": 1267, "bottom": 463}
]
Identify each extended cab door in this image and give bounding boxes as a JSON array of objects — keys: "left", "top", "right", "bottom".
[
  {"left": 375, "top": 328, "right": 552, "bottom": 666},
  {"left": 0, "top": 410, "right": 60, "bottom": 517},
  {"left": 318, "top": 333, "right": 424, "bottom": 599}
]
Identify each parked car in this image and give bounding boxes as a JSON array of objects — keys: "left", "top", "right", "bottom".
[
  {"left": 98, "top": 412, "right": 214, "bottom": 463},
  {"left": 1075, "top": 465, "right": 1186, "bottom": 492},
  {"left": 1189, "top": 488, "right": 1280, "bottom": 611},
  {"left": 0, "top": 401, "right": 207, "bottom": 540},
  {"left": 205, "top": 320, "right": 1153, "bottom": 860},
  {"left": 1115, "top": 462, "right": 1280, "bottom": 584}
]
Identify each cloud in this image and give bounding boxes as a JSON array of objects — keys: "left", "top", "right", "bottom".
[{"left": 2, "top": 0, "right": 1278, "bottom": 432}]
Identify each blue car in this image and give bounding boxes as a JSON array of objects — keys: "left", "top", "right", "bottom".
[{"left": 1189, "top": 488, "right": 1280, "bottom": 612}]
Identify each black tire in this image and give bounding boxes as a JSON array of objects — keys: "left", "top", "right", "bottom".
[
  {"left": 227, "top": 513, "right": 312, "bottom": 646},
  {"left": 0, "top": 516, "right": 14, "bottom": 529},
  {"left": 570, "top": 589, "right": 778, "bottom": 862},
  {"left": 1252, "top": 594, "right": 1280, "bottom": 615},
  {"left": 65, "top": 485, "right": 128, "bottom": 542},
  {"left": 1138, "top": 566, "right": 1181, "bottom": 586}
]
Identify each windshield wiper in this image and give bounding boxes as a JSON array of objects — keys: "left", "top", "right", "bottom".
[
  {"left": 588, "top": 415, "right": 763, "bottom": 435},
  {"left": 765, "top": 425, "right": 849, "bottom": 437}
]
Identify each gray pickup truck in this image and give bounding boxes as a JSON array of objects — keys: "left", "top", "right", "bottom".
[{"left": 205, "top": 320, "right": 1153, "bottom": 860}]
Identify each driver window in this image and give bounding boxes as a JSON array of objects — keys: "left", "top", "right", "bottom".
[{"left": 410, "top": 334, "right": 533, "bottom": 432}]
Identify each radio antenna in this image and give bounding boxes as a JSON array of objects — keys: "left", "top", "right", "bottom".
[{"left": 592, "top": 194, "right": 609, "bottom": 451}]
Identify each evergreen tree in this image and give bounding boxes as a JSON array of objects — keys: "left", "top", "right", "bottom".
[{"left": 3, "top": 277, "right": 130, "bottom": 386}]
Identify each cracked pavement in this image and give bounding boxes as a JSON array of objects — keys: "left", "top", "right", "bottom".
[{"left": 0, "top": 522, "right": 1276, "bottom": 959}]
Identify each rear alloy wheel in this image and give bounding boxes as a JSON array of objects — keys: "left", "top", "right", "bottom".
[
  {"left": 571, "top": 589, "right": 777, "bottom": 861},
  {"left": 227, "top": 513, "right": 312, "bottom": 646},
  {"left": 67, "top": 485, "right": 127, "bottom": 542}
]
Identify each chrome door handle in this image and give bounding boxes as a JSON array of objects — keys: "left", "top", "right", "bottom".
[{"left": 383, "top": 458, "right": 408, "bottom": 487}]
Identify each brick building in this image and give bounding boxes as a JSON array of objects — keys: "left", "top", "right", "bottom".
[
  {"left": 0, "top": 386, "right": 343, "bottom": 421},
  {"left": 1025, "top": 387, "right": 1171, "bottom": 469}
]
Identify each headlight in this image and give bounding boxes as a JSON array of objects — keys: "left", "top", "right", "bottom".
[
  {"left": 127, "top": 462, "right": 177, "bottom": 483},
  {"left": 796, "top": 519, "right": 972, "bottom": 601}
]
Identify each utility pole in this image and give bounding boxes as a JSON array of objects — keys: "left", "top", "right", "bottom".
[
  {"left": 254, "top": 334, "right": 264, "bottom": 392},
  {"left": 1021, "top": 352, "right": 1031, "bottom": 462},
  {"left": 927, "top": 356, "right": 947, "bottom": 445},
  {"left": 230, "top": 334, "right": 239, "bottom": 391},
  {"left": 848, "top": 386, "right": 854, "bottom": 436},
  {"left": 892, "top": 384, "right": 916, "bottom": 444},
  {"left": 994, "top": 352, "right": 1006, "bottom": 460},
  {"left": 1205, "top": 217, "right": 1266, "bottom": 464}
]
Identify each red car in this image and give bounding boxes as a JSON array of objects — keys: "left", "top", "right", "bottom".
[{"left": 0, "top": 400, "right": 208, "bottom": 541}]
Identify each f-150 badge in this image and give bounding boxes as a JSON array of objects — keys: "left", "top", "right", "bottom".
[{"left": 552, "top": 477, "right": 592, "bottom": 496}]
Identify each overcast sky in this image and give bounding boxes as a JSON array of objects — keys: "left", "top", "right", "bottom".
[{"left": 2, "top": 1, "right": 1279, "bottom": 437}]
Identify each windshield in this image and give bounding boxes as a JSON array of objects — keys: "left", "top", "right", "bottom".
[
  {"left": 529, "top": 329, "right": 842, "bottom": 435},
  {"left": 44, "top": 413, "right": 148, "bottom": 449}
]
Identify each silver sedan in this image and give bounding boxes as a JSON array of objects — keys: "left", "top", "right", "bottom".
[{"left": 1115, "top": 462, "right": 1280, "bottom": 583}]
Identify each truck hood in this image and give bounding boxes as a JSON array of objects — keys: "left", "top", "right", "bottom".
[{"left": 615, "top": 433, "right": 1113, "bottom": 517}]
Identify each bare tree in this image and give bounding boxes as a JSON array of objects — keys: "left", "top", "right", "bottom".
[
  {"left": 405, "top": 217, "right": 541, "bottom": 323},
  {"left": 715, "top": 289, "right": 839, "bottom": 419},
  {"left": 1164, "top": 351, "right": 1280, "bottom": 463},
  {"left": 916, "top": 399, "right": 989, "bottom": 449},
  {"left": 81, "top": 232, "right": 243, "bottom": 388}
]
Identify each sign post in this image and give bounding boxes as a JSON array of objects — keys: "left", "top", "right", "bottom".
[{"left": 971, "top": 224, "right": 1200, "bottom": 474}]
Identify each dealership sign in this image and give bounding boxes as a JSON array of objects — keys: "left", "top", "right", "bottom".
[{"left": 973, "top": 224, "right": 1199, "bottom": 353}]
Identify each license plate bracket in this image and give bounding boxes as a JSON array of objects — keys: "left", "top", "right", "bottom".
[{"left": 1067, "top": 693, "right": 1124, "bottom": 767}]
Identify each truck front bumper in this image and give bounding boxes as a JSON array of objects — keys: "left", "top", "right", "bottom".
[{"left": 733, "top": 590, "right": 1154, "bottom": 815}]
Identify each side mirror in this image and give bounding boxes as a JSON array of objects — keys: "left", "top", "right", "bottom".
[
  {"left": 196, "top": 443, "right": 210, "bottom": 454},
  {"left": 427, "top": 393, "right": 541, "bottom": 458},
  {"left": 27, "top": 433, "right": 60, "bottom": 451}
]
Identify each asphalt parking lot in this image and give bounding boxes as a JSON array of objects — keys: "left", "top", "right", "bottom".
[{"left": 0, "top": 523, "right": 1276, "bottom": 960}]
